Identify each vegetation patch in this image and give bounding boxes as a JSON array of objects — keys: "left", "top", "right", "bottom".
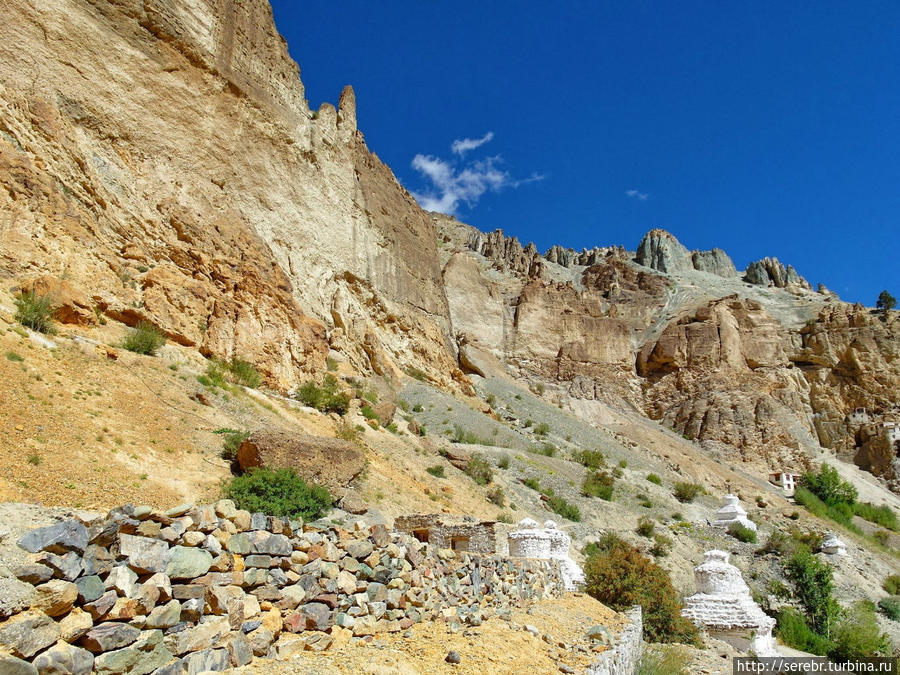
[
  {"left": 547, "top": 495, "right": 581, "bottom": 522},
  {"left": 672, "top": 482, "right": 702, "bottom": 503},
  {"left": 584, "top": 538, "right": 699, "bottom": 645},
  {"left": 727, "top": 521, "right": 757, "bottom": 543},
  {"left": 213, "top": 428, "right": 251, "bottom": 462},
  {"left": 224, "top": 467, "right": 331, "bottom": 521},
  {"left": 582, "top": 471, "right": 615, "bottom": 500},
  {"left": 572, "top": 449, "right": 606, "bottom": 469},
  {"left": 14, "top": 291, "right": 56, "bottom": 334},
  {"left": 646, "top": 473, "right": 662, "bottom": 485},
  {"left": 122, "top": 321, "right": 167, "bottom": 356},
  {"left": 463, "top": 454, "right": 493, "bottom": 486},
  {"left": 426, "top": 465, "right": 445, "bottom": 478},
  {"left": 486, "top": 486, "right": 505, "bottom": 507},
  {"left": 294, "top": 374, "right": 350, "bottom": 415}
]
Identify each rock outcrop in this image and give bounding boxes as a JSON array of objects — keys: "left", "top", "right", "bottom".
[
  {"left": 744, "top": 257, "right": 811, "bottom": 289},
  {"left": 635, "top": 229, "right": 693, "bottom": 274},
  {"left": 236, "top": 430, "right": 366, "bottom": 494},
  {"left": 691, "top": 249, "right": 737, "bottom": 278}
]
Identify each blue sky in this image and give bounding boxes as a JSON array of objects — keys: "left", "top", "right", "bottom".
[{"left": 270, "top": 1, "right": 899, "bottom": 304}]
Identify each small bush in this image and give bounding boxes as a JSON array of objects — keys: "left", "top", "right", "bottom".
[
  {"left": 335, "top": 419, "right": 364, "bottom": 443},
  {"left": 122, "top": 321, "right": 166, "bottom": 356},
  {"left": 829, "top": 600, "right": 892, "bottom": 660},
  {"left": 464, "top": 454, "right": 493, "bottom": 486},
  {"left": 612, "top": 466, "right": 623, "bottom": 478},
  {"left": 497, "top": 455, "right": 510, "bottom": 469},
  {"left": 802, "top": 463, "right": 857, "bottom": 507},
  {"left": 213, "top": 428, "right": 250, "bottom": 462},
  {"left": 486, "top": 486, "right": 505, "bottom": 507},
  {"left": 14, "top": 291, "right": 55, "bottom": 334},
  {"left": 523, "top": 477, "right": 541, "bottom": 491},
  {"left": 27, "top": 453, "right": 42, "bottom": 466},
  {"left": 5, "top": 351, "right": 24, "bottom": 362},
  {"left": 646, "top": 473, "right": 662, "bottom": 485},
  {"left": 636, "top": 645, "right": 691, "bottom": 675},
  {"left": 618, "top": 459, "right": 627, "bottom": 469},
  {"left": 854, "top": 502, "right": 899, "bottom": 531},
  {"left": 794, "top": 486, "right": 857, "bottom": 530},
  {"left": 582, "top": 471, "right": 615, "bottom": 500},
  {"left": 412, "top": 404, "right": 424, "bottom": 412},
  {"left": 485, "top": 394, "right": 496, "bottom": 407},
  {"left": 775, "top": 608, "right": 832, "bottom": 655},
  {"left": 531, "top": 443, "right": 556, "bottom": 457},
  {"left": 672, "top": 482, "right": 702, "bottom": 503},
  {"left": 533, "top": 422, "right": 550, "bottom": 437},
  {"left": 547, "top": 495, "right": 581, "bottom": 522},
  {"left": 637, "top": 495, "right": 653, "bottom": 509},
  {"left": 878, "top": 596, "right": 900, "bottom": 621},
  {"left": 227, "top": 358, "right": 261, "bottom": 388},
  {"left": 572, "top": 449, "right": 606, "bottom": 469},
  {"left": 650, "top": 534, "right": 672, "bottom": 557},
  {"left": 636, "top": 517, "right": 655, "bottom": 538},
  {"left": 883, "top": 574, "right": 900, "bottom": 595},
  {"left": 224, "top": 468, "right": 331, "bottom": 521},
  {"left": 786, "top": 550, "right": 839, "bottom": 635},
  {"left": 294, "top": 374, "right": 350, "bottom": 415},
  {"left": 584, "top": 540, "right": 699, "bottom": 645},
  {"left": 325, "top": 357, "right": 338, "bottom": 371},
  {"left": 727, "top": 521, "right": 758, "bottom": 543},
  {"left": 384, "top": 421, "right": 398, "bottom": 434},
  {"left": 426, "top": 465, "right": 445, "bottom": 478},
  {"left": 451, "top": 424, "right": 490, "bottom": 445}
]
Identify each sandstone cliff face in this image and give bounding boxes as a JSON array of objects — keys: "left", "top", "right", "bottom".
[
  {"left": 744, "top": 256, "right": 811, "bottom": 289},
  {"left": 0, "top": 0, "right": 458, "bottom": 390}
]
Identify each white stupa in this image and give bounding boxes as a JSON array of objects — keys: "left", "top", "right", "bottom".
[
  {"left": 543, "top": 520, "right": 585, "bottom": 591},
  {"left": 711, "top": 494, "right": 757, "bottom": 531},
  {"left": 681, "top": 551, "right": 777, "bottom": 656},
  {"left": 820, "top": 531, "right": 847, "bottom": 557},
  {"left": 507, "top": 518, "right": 551, "bottom": 559}
]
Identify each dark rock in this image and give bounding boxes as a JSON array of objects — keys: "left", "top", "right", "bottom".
[
  {"left": 445, "top": 650, "right": 461, "bottom": 664},
  {"left": 301, "top": 602, "right": 331, "bottom": 631},
  {"left": 38, "top": 551, "right": 84, "bottom": 581},
  {"left": 18, "top": 520, "right": 88, "bottom": 554},
  {"left": 80, "top": 622, "right": 142, "bottom": 653},
  {"left": 14, "top": 563, "right": 53, "bottom": 585}
]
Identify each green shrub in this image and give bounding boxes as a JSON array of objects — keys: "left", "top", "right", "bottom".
[
  {"left": 533, "top": 422, "right": 550, "bottom": 437},
  {"left": 122, "top": 321, "right": 166, "bottom": 356},
  {"left": 637, "top": 495, "right": 653, "bottom": 509},
  {"left": 213, "top": 428, "right": 250, "bottom": 461},
  {"left": 486, "top": 486, "right": 505, "bottom": 507},
  {"left": 883, "top": 574, "right": 900, "bottom": 595},
  {"left": 786, "top": 550, "right": 839, "bottom": 635},
  {"left": 426, "top": 465, "right": 445, "bottom": 478},
  {"left": 584, "top": 540, "right": 700, "bottom": 645},
  {"left": 572, "top": 449, "right": 606, "bottom": 469},
  {"left": 523, "top": 477, "right": 540, "bottom": 491},
  {"left": 497, "top": 455, "right": 510, "bottom": 469},
  {"left": 672, "top": 482, "right": 702, "bottom": 503},
  {"left": 829, "top": 601, "right": 892, "bottom": 660},
  {"left": 582, "top": 471, "right": 615, "bottom": 500},
  {"left": 794, "top": 486, "right": 858, "bottom": 530},
  {"left": 385, "top": 421, "right": 398, "bottom": 434},
  {"left": 6, "top": 351, "right": 24, "bottom": 362},
  {"left": 294, "top": 374, "right": 350, "bottom": 415},
  {"left": 878, "top": 596, "right": 900, "bottom": 621},
  {"left": 412, "top": 404, "right": 424, "bottom": 412},
  {"left": 198, "top": 359, "right": 229, "bottom": 388},
  {"left": 775, "top": 608, "right": 832, "bottom": 655},
  {"left": 636, "top": 517, "right": 655, "bottom": 538},
  {"left": 485, "top": 394, "right": 496, "bottom": 407},
  {"left": 464, "top": 455, "right": 493, "bottom": 486},
  {"left": 547, "top": 495, "right": 581, "bottom": 522},
  {"left": 335, "top": 419, "right": 364, "bottom": 443},
  {"left": 14, "top": 291, "right": 55, "bottom": 334},
  {"left": 224, "top": 468, "right": 331, "bottom": 520},
  {"left": 451, "top": 424, "right": 491, "bottom": 445},
  {"left": 650, "top": 534, "right": 672, "bottom": 557},
  {"left": 227, "top": 358, "right": 261, "bottom": 388},
  {"left": 618, "top": 459, "right": 627, "bottom": 469},
  {"left": 636, "top": 645, "right": 691, "bottom": 675},
  {"left": 727, "top": 521, "right": 758, "bottom": 543},
  {"left": 612, "top": 466, "right": 623, "bottom": 478},
  {"left": 531, "top": 443, "right": 556, "bottom": 457},
  {"left": 646, "top": 473, "right": 662, "bottom": 485},
  {"left": 325, "top": 357, "right": 338, "bottom": 371},
  {"left": 854, "top": 502, "right": 899, "bottom": 531},
  {"left": 802, "top": 463, "right": 857, "bottom": 507}
]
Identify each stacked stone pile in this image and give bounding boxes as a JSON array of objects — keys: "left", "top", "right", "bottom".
[{"left": 0, "top": 502, "right": 565, "bottom": 674}]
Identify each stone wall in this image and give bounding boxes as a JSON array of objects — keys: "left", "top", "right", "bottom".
[
  {"left": 394, "top": 514, "right": 505, "bottom": 555},
  {"left": 587, "top": 606, "right": 643, "bottom": 675},
  {"left": 0, "top": 501, "right": 565, "bottom": 673}
]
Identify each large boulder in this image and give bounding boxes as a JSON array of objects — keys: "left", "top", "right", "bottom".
[
  {"left": 236, "top": 430, "right": 365, "bottom": 493},
  {"left": 635, "top": 229, "right": 692, "bottom": 274}
]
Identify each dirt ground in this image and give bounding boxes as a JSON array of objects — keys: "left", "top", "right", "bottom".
[{"left": 231, "top": 594, "right": 627, "bottom": 675}]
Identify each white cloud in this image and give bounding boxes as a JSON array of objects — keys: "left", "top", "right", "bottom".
[
  {"left": 410, "top": 136, "right": 543, "bottom": 215},
  {"left": 626, "top": 189, "right": 649, "bottom": 201},
  {"left": 451, "top": 131, "right": 494, "bottom": 156}
]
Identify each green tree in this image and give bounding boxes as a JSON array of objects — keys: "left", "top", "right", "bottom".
[
  {"left": 785, "top": 551, "right": 840, "bottom": 636},
  {"left": 801, "top": 464, "right": 857, "bottom": 507},
  {"left": 876, "top": 290, "right": 896, "bottom": 315}
]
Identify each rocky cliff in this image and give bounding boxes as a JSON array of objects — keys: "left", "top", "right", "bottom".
[{"left": 0, "top": 0, "right": 460, "bottom": 392}]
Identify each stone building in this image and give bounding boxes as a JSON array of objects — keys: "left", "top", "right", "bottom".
[
  {"left": 394, "top": 514, "right": 507, "bottom": 555},
  {"left": 768, "top": 471, "right": 800, "bottom": 496},
  {"left": 681, "top": 550, "right": 777, "bottom": 656}
]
